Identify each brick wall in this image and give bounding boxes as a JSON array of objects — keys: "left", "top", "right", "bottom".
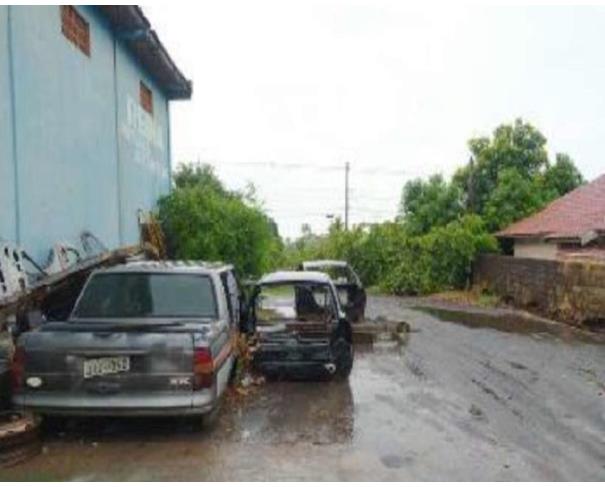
[{"left": 473, "top": 254, "right": 605, "bottom": 326}]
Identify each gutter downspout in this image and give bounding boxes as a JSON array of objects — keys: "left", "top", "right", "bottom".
[
  {"left": 112, "top": 34, "right": 124, "bottom": 245},
  {"left": 7, "top": 6, "right": 20, "bottom": 244},
  {"left": 166, "top": 97, "right": 172, "bottom": 192}
]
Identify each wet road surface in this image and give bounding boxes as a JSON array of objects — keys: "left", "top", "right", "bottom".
[{"left": 3, "top": 296, "right": 604, "bottom": 480}]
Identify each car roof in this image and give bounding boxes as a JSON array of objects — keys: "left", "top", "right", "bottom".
[
  {"left": 93, "top": 260, "right": 233, "bottom": 275},
  {"left": 258, "top": 270, "right": 333, "bottom": 285},
  {"left": 302, "top": 260, "right": 348, "bottom": 268}
]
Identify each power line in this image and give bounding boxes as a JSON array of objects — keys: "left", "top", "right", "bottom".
[
  {"left": 351, "top": 206, "right": 395, "bottom": 212},
  {"left": 201, "top": 159, "right": 406, "bottom": 176},
  {"left": 244, "top": 186, "right": 399, "bottom": 198},
  {"left": 348, "top": 193, "right": 399, "bottom": 203},
  {"left": 205, "top": 160, "right": 343, "bottom": 171},
  {"left": 193, "top": 159, "right": 405, "bottom": 230}
]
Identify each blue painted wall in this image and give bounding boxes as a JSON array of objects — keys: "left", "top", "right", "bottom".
[
  {"left": 0, "top": 6, "right": 172, "bottom": 263},
  {"left": 0, "top": 7, "right": 16, "bottom": 245}
]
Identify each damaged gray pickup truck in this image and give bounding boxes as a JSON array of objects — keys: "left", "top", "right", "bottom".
[
  {"left": 247, "top": 271, "right": 353, "bottom": 380},
  {"left": 11, "top": 261, "right": 240, "bottom": 419}
]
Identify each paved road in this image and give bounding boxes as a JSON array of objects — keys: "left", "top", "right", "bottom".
[{"left": 3, "top": 296, "right": 604, "bottom": 481}]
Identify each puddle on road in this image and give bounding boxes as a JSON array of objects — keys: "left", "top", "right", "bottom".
[
  {"left": 217, "top": 327, "right": 409, "bottom": 447},
  {"left": 414, "top": 306, "right": 605, "bottom": 345},
  {"left": 218, "top": 379, "right": 357, "bottom": 445}
]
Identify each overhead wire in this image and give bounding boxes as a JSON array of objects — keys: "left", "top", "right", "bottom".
[{"left": 195, "top": 159, "right": 404, "bottom": 230}]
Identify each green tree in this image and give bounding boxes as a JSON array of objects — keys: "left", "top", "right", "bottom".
[
  {"left": 172, "top": 163, "right": 227, "bottom": 195},
  {"left": 449, "top": 119, "right": 584, "bottom": 231},
  {"left": 454, "top": 118, "right": 549, "bottom": 215},
  {"left": 482, "top": 168, "right": 549, "bottom": 231},
  {"left": 544, "top": 153, "right": 585, "bottom": 197},
  {"left": 399, "top": 174, "right": 464, "bottom": 234}
]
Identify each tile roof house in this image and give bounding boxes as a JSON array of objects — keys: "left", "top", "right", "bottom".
[{"left": 496, "top": 174, "right": 605, "bottom": 260}]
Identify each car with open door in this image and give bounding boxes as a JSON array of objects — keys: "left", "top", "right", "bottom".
[
  {"left": 300, "top": 260, "right": 366, "bottom": 322},
  {"left": 11, "top": 261, "right": 241, "bottom": 421},
  {"left": 247, "top": 271, "right": 353, "bottom": 380}
]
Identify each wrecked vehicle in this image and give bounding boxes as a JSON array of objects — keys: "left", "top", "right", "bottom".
[
  {"left": 300, "top": 260, "right": 366, "bottom": 322},
  {"left": 11, "top": 261, "right": 241, "bottom": 420},
  {"left": 248, "top": 271, "right": 353, "bottom": 380}
]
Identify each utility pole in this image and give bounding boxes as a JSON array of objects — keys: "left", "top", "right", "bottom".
[
  {"left": 467, "top": 156, "right": 475, "bottom": 213},
  {"left": 345, "top": 161, "right": 350, "bottom": 231}
]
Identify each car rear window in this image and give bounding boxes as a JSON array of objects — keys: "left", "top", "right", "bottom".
[
  {"left": 256, "top": 283, "right": 336, "bottom": 323},
  {"left": 73, "top": 273, "right": 217, "bottom": 319},
  {"left": 306, "top": 265, "right": 354, "bottom": 285}
]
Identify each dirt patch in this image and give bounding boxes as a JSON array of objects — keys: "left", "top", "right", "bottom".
[
  {"left": 429, "top": 289, "right": 500, "bottom": 308},
  {"left": 413, "top": 305, "right": 605, "bottom": 345}
]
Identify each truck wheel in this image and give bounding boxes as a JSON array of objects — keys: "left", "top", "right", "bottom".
[
  {"left": 332, "top": 337, "right": 353, "bottom": 380},
  {"left": 189, "top": 409, "right": 219, "bottom": 433},
  {"left": 201, "top": 408, "right": 220, "bottom": 430}
]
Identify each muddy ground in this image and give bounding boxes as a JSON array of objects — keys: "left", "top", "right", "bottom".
[{"left": 2, "top": 296, "right": 604, "bottom": 481}]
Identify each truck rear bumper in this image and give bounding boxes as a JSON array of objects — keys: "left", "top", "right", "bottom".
[
  {"left": 12, "top": 390, "right": 216, "bottom": 417},
  {"left": 13, "top": 405, "right": 215, "bottom": 417}
]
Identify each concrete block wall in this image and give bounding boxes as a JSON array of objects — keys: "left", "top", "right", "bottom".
[{"left": 473, "top": 254, "right": 605, "bottom": 326}]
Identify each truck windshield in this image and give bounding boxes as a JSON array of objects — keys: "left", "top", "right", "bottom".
[{"left": 72, "top": 273, "right": 217, "bottom": 319}]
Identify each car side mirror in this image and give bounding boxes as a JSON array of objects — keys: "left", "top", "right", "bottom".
[{"left": 14, "top": 309, "right": 45, "bottom": 337}]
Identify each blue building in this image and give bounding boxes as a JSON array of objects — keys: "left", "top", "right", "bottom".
[{"left": 0, "top": 6, "right": 191, "bottom": 264}]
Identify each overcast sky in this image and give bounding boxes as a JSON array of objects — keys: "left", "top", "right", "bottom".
[{"left": 144, "top": 1, "right": 605, "bottom": 239}]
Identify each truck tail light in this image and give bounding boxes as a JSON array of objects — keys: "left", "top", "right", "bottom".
[
  {"left": 193, "top": 347, "right": 214, "bottom": 390},
  {"left": 11, "top": 346, "right": 25, "bottom": 391}
]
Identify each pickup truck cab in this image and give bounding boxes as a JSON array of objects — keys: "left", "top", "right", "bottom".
[
  {"left": 248, "top": 271, "right": 353, "bottom": 380},
  {"left": 11, "top": 261, "right": 241, "bottom": 419}
]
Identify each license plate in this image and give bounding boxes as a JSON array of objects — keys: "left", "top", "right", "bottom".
[{"left": 83, "top": 356, "right": 130, "bottom": 379}]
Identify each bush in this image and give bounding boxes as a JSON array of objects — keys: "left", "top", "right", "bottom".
[
  {"left": 282, "top": 215, "right": 497, "bottom": 295},
  {"left": 158, "top": 164, "right": 282, "bottom": 277},
  {"left": 380, "top": 215, "right": 497, "bottom": 294}
]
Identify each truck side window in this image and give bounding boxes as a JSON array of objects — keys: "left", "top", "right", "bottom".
[
  {"left": 220, "top": 272, "right": 234, "bottom": 324},
  {"left": 220, "top": 271, "right": 240, "bottom": 327},
  {"left": 226, "top": 271, "right": 240, "bottom": 325}
]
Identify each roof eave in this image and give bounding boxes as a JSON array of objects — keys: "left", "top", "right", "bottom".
[
  {"left": 497, "top": 229, "right": 605, "bottom": 246},
  {"left": 96, "top": 6, "right": 192, "bottom": 100},
  {"left": 494, "top": 232, "right": 547, "bottom": 240}
]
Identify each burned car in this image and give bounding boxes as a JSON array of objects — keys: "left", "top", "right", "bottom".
[
  {"left": 11, "top": 261, "right": 241, "bottom": 420},
  {"left": 248, "top": 271, "right": 353, "bottom": 380},
  {"left": 300, "top": 260, "right": 366, "bottom": 322}
]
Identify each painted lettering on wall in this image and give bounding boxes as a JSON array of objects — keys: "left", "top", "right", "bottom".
[{"left": 120, "top": 95, "right": 168, "bottom": 180}]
